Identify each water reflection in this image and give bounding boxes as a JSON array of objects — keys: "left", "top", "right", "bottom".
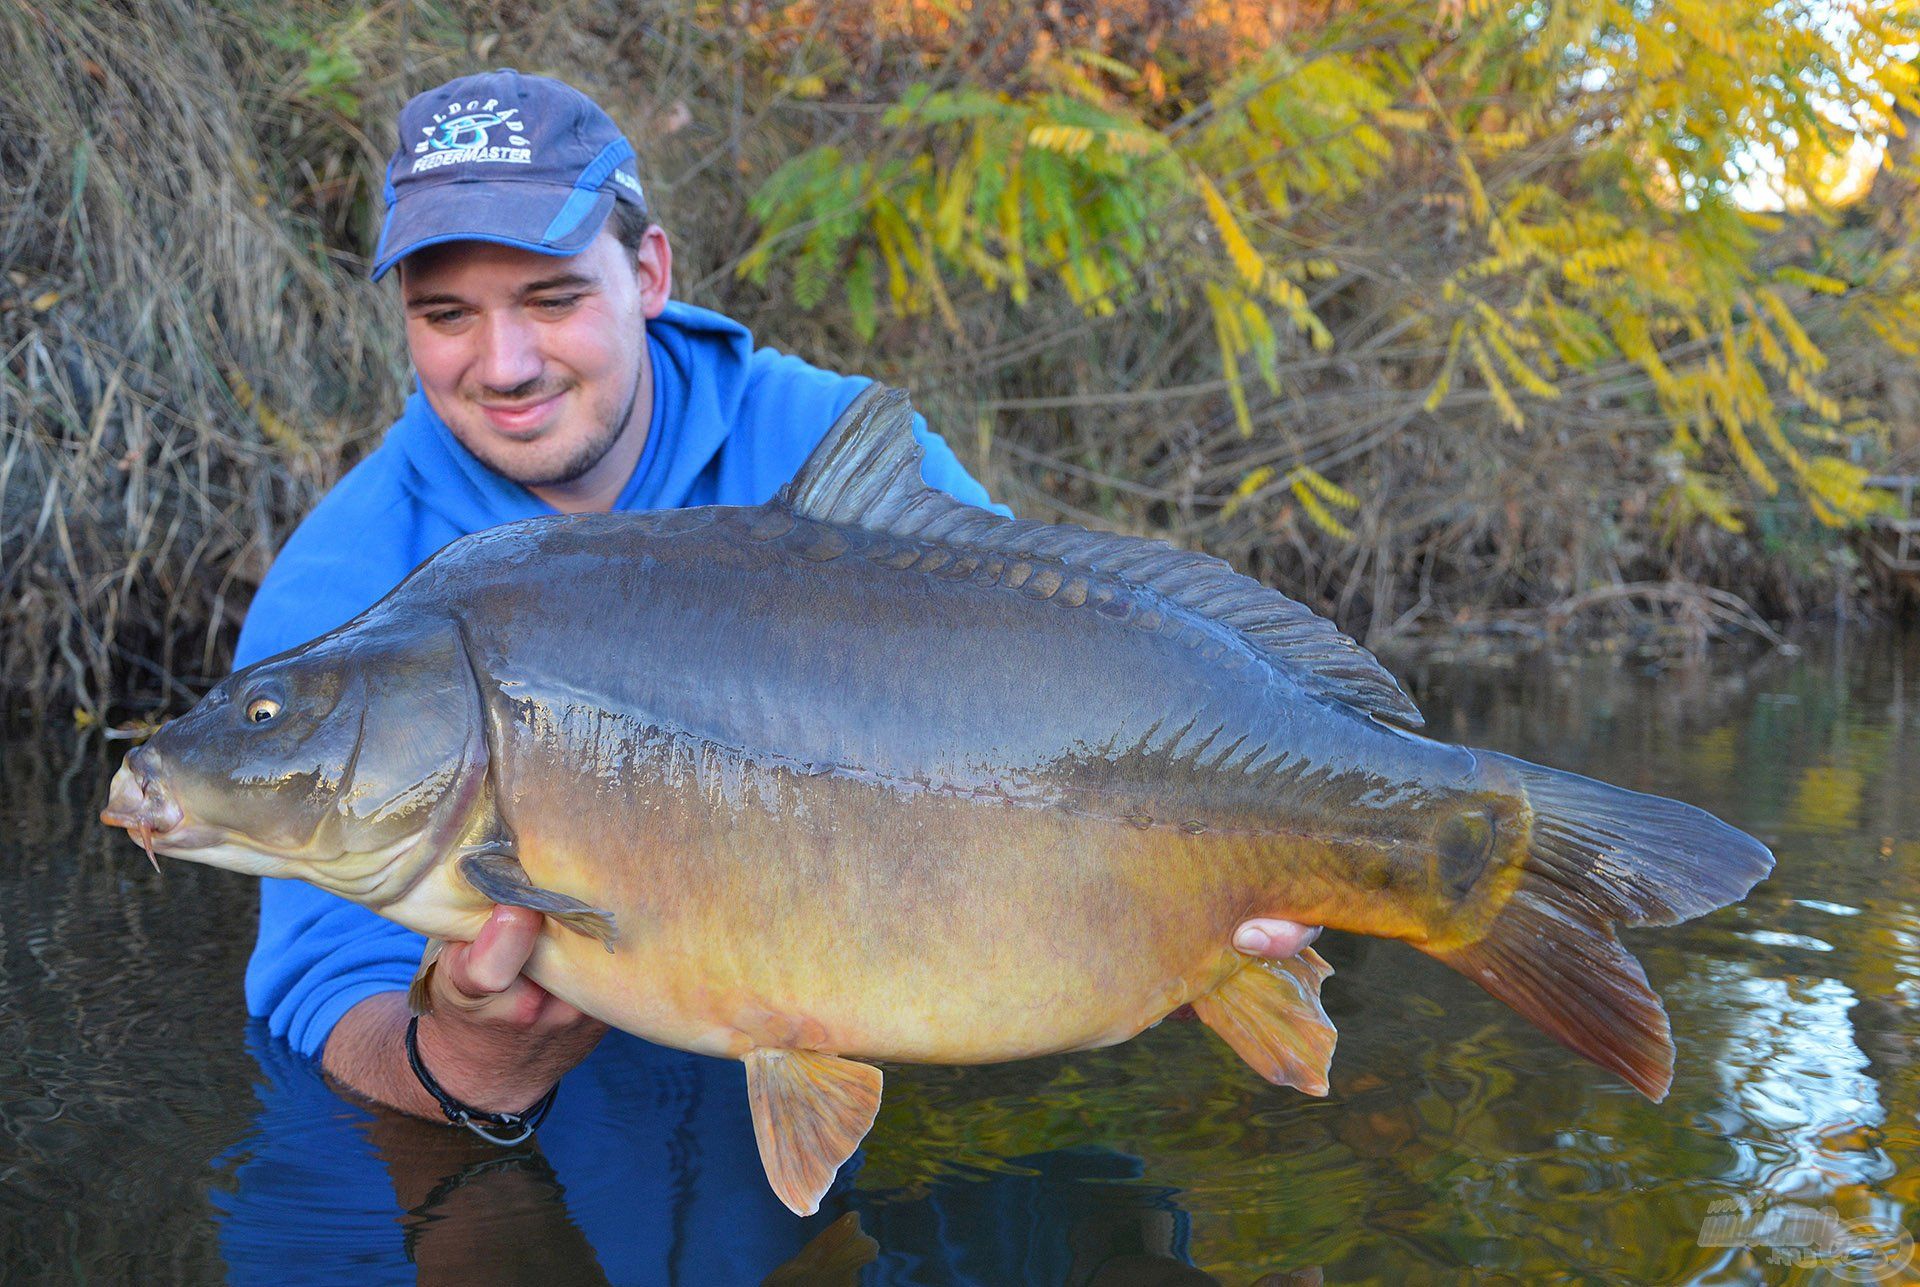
[
  {"left": 215, "top": 1025, "right": 1277, "bottom": 1284},
  {"left": 215, "top": 1025, "right": 810, "bottom": 1284},
  {"left": 3, "top": 630, "right": 1918, "bottom": 1282}
]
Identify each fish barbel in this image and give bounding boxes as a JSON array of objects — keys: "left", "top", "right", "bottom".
[{"left": 102, "top": 387, "right": 1772, "bottom": 1215}]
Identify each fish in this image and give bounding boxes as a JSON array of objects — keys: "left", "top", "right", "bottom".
[{"left": 101, "top": 386, "right": 1773, "bottom": 1216}]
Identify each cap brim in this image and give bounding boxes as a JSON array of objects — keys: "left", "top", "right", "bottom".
[{"left": 372, "top": 181, "right": 617, "bottom": 280}]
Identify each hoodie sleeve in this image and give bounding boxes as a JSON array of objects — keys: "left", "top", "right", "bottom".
[
  {"left": 234, "top": 470, "right": 430, "bottom": 1060},
  {"left": 245, "top": 878, "right": 423, "bottom": 1060},
  {"left": 907, "top": 408, "right": 1009, "bottom": 517},
  {"left": 741, "top": 352, "right": 1013, "bottom": 517}
]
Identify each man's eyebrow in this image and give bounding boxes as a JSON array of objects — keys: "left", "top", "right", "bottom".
[
  {"left": 402, "top": 274, "right": 597, "bottom": 309},
  {"left": 520, "top": 273, "right": 597, "bottom": 294}
]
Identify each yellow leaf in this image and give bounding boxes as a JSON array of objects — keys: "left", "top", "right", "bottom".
[
  {"left": 1027, "top": 124, "right": 1095, "bottom": 155},
  {"left": 1220, "top": 464, "right": 1276, "bottom": 520},
  {"left": 1101, "top": 127, "right": 1161, "bottom": 157},
  {"left": 1454, "top": 149, "right": 1491, "bottom": 225},
  {"left": 1067, "top": 48, "right": 1141, "bottom": 83},
  {"left": 1487, "top": 329, "right": 1558, "bottom": 399},
  {"left": 1206, "top": 282, "right": 1255, "bottom": 437},
  {"left": 781, "top": 74, "right": 827, "bottom": 100},
  {"left": 1668, "top": 471, "right": 1746, "bottom": 534},
  {"left": 1787, "top": 367, "right": 1842, "bottom": 421},
  {"left": 1425, "top": 319, "right": 1467, "bottom": 412},
  {"left": 1290, "top": 465, "right": 1358, "bottom": 509},
  {"left": 30, "top": 290, "right": 60, "bottom": 312},
  {"left": 1236, "top": 465, "right": 1277, "bottom": 496},
  {"left": 1194, "top": 171, "right": 1267, "bottom": 292},
  {"left": 1747, "top": 298, "right": 1789, "bottom": 374},
  {"left": 1723, "top": 421, "right": 1777, "bottom": 494},
  {"left": 1773, "top": 266, "right": 1850, "bottom": 295},
  {"left": 1468, "top": 331, "right": 1524, "bottom": 430},
  {"left": 1291, "top": 476, "right": 1354, "bottom": 538},
  {"left": 1374, "top": 107, "right": 1428, "bottom": 131}
]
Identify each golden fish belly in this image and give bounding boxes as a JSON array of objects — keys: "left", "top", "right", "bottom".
[{"left": 504, "top": 742, "right": 1297, "bottom": 1065}]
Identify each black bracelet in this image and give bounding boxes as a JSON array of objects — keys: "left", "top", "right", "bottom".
[{"left": 404, "top": 1014, "right": 558, "bottom": 1147}]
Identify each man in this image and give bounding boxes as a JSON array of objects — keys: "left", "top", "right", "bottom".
[{"left": 238, "top": 69, "right": 1319, "bottom": 1145}]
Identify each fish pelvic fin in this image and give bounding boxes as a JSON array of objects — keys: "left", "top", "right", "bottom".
[
  {"left": 457, "top": 851, "right": 618, "bottom": 951},
  {"left": 1190, "top": 949, "right": 1337, "bottom": 1096},
  {"left": 1425, "top": 751, "right": 1773, "bottom": 1102},
  {"left": 745, "top": 1048, "right": 883, "bottom": 1217}
]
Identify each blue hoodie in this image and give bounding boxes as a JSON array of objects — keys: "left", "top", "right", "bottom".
[{"left": 235, "top": 300, "right": 1003, "bottom": 1058}]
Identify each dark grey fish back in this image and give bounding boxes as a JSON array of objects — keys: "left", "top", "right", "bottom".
[{"left": 777, "top": 385, "right": 1425, "bottom": 729}]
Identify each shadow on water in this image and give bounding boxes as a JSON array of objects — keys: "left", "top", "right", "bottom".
[{"left": 2, "top": 629, "right": 1917, "bottom": 1283}]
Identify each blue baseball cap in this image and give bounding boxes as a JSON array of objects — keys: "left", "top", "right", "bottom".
[{"left": 372, "top": 69, "right": 648, "bottom": 280}]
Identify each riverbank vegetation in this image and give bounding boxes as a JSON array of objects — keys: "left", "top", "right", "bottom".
[{"left": 4, "top": 0, "right": 1918, "bottom": 717}]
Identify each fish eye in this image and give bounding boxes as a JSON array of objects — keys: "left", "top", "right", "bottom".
[{"left": 245, "top": 697, "right": 281, "bottom": 724}]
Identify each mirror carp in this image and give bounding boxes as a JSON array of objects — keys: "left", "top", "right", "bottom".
[{"left": 102, "top": 386, "right": 1773, "bottom": 1215}]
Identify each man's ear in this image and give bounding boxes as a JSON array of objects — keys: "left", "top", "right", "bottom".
[{"left": 635, "top": 224, "right": 673, "bottom": 320}]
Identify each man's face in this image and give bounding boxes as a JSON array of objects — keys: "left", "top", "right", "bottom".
[{"left": 400, "top": 225, "right": 669, "bottom": 490}]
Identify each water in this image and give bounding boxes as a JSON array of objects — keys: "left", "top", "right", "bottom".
[{"left": 3, "top": 630, "right": 1917, "bottom": 1284}]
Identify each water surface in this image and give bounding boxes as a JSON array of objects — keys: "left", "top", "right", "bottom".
[{"left": 2, "top": 630, "right": 1916, "bottom": 1283}]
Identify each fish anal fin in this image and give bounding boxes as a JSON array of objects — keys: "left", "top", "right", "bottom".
[
  {"left": 1190, "top": 948, "right": 1337, "bottom": 1096},
  {"left": 745, "top": 1048, "right": 883, "bottom": 1217},
  {"left": 457, "top": 851, "right": 618, "bottom": 951},
  {"left": 774, "top": 384, "right": 1422, "bottom": 728},
  {"left": 761, "top": 1212, "right": 880, "bottom": 1285},
  {"left": 408, "top": 938, "right": 445, "bottom": 1017}
]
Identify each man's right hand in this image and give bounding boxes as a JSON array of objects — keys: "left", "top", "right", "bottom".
[{"left": 322, "top": 905, "right": 608, "bottom": 1122}]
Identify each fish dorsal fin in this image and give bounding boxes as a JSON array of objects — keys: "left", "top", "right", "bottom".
[{"left": 777, "top": 384, "right": 1424, "bottom": 728}]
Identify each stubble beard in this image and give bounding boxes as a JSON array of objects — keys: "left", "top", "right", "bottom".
[{"left": 474, "top": 373, "right": 644, "bottom": 491}]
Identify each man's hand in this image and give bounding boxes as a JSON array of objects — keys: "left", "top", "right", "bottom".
[
  {"left": 1232, "top": 918, "right": 1322, "bottom": 960},
  {"left": 322, "top": 905, "right": 608, "bottom": 1121}
]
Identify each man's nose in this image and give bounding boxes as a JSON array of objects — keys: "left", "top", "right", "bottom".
[{"left": 475, "top": 313, "right": 544, "bottom": 392}]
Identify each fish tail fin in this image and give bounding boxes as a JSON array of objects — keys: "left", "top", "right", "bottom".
[{"left": 1422, "top": 751, "right": 1772, "bottom": 1101}]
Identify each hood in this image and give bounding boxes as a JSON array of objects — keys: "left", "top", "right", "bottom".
[{"left": 388, "top": 300, "right": 758, "bottom": 530}]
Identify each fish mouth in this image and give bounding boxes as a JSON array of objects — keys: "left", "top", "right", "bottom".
[{"left": 100, "top": 755, "right": 188, "bottom": 872}]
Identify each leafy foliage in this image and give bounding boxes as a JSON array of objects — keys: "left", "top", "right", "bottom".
[{"left": 738, "top": 0, "right": 1920, "bottom": 536}]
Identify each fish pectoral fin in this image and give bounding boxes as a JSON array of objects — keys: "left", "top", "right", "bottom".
[
  {"left": 1190, "top": 948, "right": 1337, "bottom": 1096},
  {"left": 457, "top": 852, "right": 618, "bottom": 952},
  {"left": 745, "top": 1048, "right": 883, "bottom": 1217},
  {"left": 408, "top": 938, "right": 445, "bottom": 1017}
]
